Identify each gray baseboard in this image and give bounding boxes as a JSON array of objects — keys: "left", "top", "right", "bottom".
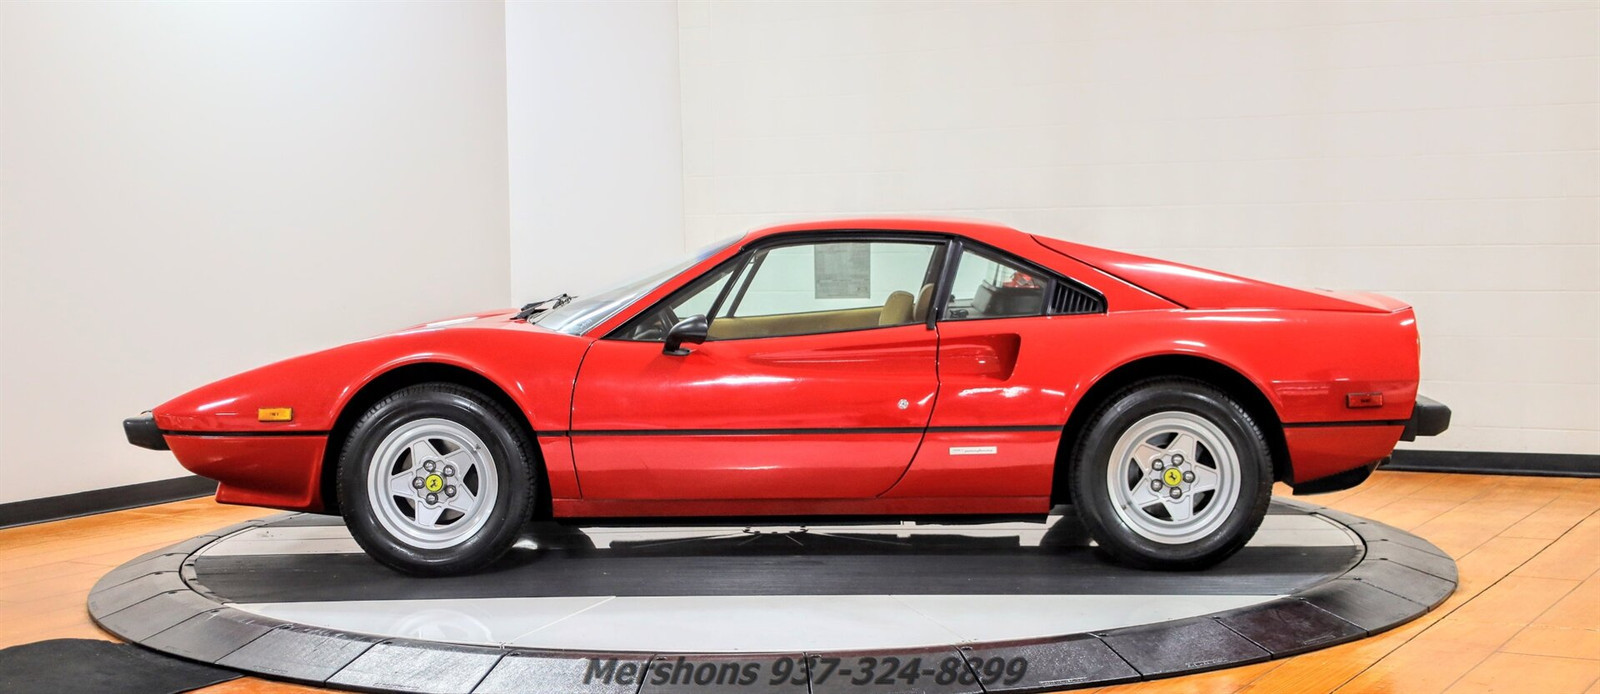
[
  {"left": 1387, "top": 450, "right": 1598, "bottom": 478},
  {"left": 0, "top": 476, "right": 218, "bottom": 529}
]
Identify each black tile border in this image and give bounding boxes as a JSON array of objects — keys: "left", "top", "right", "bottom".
[
  {"left": 1096, "top": 615, "right": 1271, "bottom": 676},
  {"left": 475, "top": 649, "right": 654, "bottom": 694},
  {"left": 959, "top": 634, "right": 1139, "bottom": 692},
  {"left": 1213, "top": 598, "right": 1367, "bottom": 657},
  {"left": 218, "top": 624, "right": 383, "bottom": 684},
  {"left": 326, "top": 640, "right": 509, "bottom": 693},
  {"left": 640, "top": 653, "right": 813, "bottom": 694},
  {"left": 89, "top": 501, "right": 1457, "bottom": 693}
]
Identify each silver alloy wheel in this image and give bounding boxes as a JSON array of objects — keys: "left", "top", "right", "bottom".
[
  {"left": 1105, "top": 411, "right": 1241, "bottom": 545},
  {"left": 366, "top": 418, "right": 499, "bottom": 550}
]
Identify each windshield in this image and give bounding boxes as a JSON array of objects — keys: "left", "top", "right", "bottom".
[{"left": 530, "top": 235, "right": 741, "bottom": 335}]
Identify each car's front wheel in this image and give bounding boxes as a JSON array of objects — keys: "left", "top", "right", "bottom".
[
  {"left": 337, "top": 383, "right": 536, "bottom": 576},
  {"left": 1070, "top": 378, "right": 1272, "bottom": 570}
]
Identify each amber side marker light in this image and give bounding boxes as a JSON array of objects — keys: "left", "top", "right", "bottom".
[
  {"left": 1346, "top": 393, "right": 1384, "bottom": 409},
  {"left": 258, "top": 408, "right": 294, "bottom": 422}
]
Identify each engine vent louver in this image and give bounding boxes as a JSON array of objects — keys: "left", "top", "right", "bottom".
[{"left": 1051, "top": 281, "right": 1106, "bottom": 315}]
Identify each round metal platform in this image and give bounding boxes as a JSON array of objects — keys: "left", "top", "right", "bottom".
[{"left": 89, "top": 498, "right": 1456, "bottom": 693}]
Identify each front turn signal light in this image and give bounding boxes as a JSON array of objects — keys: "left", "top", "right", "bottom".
[{"left": 258, "top": 407, "right": 293, "bottom": 422}]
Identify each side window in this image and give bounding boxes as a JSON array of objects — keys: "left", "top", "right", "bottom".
[
  {"left": 943, "top": 247, "right": 1047, "bottom": 321},
  {"left": 711, "top": 240, "right": 941, "bottom": 339},
  {"left": 613, "top": 263, "right": 738, "bottom": 341}
]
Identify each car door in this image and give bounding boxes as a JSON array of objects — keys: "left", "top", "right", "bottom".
[
  {"left": 569, "top": 235, "right": 946, "bottom": 501},
  {"left": 888, "top": 241, "right": 1106, "bottom": 501}
]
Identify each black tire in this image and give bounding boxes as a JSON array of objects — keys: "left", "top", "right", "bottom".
[
  {"left": 336, "top": 383, "right": 538, "bottom": 576},
  {"left": 1069, "top": 378, "right": 1273, "bottom": 570}
]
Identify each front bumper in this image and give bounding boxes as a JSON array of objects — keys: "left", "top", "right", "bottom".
[
  {"left": 123, "top": 411, "right": 327, "bottom": 511},
  {"left": 124, "top": 413, "right": 169, "bottom": 451},
  {"left": 165, "top": 434, "right": 328, "bottom": 510},
  {"left": 1401, "top": 395, "right": 1451, "bottom": 441}
]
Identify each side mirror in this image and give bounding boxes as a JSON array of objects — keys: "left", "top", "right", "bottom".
[{"left": 663, "top": 314, "right": 709, "bottom": 356}]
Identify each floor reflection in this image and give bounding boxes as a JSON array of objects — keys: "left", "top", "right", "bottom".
[
  {"left": 196, "top": 505, "right": 1359, "bottom": 603},
  {"left": 204, "top": 504, "right": 1363, "bottom": 652}
]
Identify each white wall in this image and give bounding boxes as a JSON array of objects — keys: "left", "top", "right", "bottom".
[
  {"left": 1, "top": 1, "right": 1592, "bottom": 507},
  {"left": 505, "top": 1, "right": 685, "bottom": 303},
  {"left": 0, "top": 2, "right": 511, "bottom": 503},
  {"left": 678, "top": 0, "right": 1600, "bottom": 456}
]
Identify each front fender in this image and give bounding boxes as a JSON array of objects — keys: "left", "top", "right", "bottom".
[{"left": 153, "top": 321, "right": 592, "bottom": 435}]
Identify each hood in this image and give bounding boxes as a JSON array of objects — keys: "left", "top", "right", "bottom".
[
  {"left": 153, "top": 307, "right": 583, "bottom": 434},
  {"left": 395, "top": 308, "right": 520, "bottom": 333},
  {"left": 1034, "top": 236, "right": 1406, "bottom": 313}
]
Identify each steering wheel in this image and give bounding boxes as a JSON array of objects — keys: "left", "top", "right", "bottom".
[{"left": 632, "top": 309, "right": 679, "bottom": 341}]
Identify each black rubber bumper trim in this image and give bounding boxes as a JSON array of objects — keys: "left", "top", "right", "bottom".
[
  {"left": 124, "top": 413, "right": 169, "bottom": 450},
  {"left": 561, "top": 425, "right": 1061, "bottom": 437},
  {"left": 1401, "top": 395, "right": 1452, "bottom": 441},
  {"left": 123, "top": 413, "right": 330, "bottom": 450},
  {"left": 1283, "top": 419, "right": 1407, "bottom": 429}
]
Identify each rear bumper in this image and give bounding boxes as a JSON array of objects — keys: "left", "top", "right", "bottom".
[
  {"left": 123, "top": 413, "right": 169, "bottom": 451},
  {"left": 1401, "top": 395, "right": 1451, "bottom": 441},
  {"left": 1285, "top": 395, "right": 1451, "bottom": 488}
]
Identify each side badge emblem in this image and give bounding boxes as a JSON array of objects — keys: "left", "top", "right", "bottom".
[{"left": 950, "top": 446, "right": 998, "bottom": 456}]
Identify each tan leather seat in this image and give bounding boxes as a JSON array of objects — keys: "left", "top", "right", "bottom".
[
  {"left": 707, "top": 290, "right": 921, "bottom": 339},
  {"left": 709, "top": 306, "right": 883, "bottom": 339},
  {"left": 880, "top": 290, "right": 915, "bottom": 326},
  {"left": 913, "top": 283, "right": 936, "bottom": 322}
]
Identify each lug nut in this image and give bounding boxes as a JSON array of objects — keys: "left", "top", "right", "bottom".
[
  {"left": 443, "top": 465, "right": 455, "bottom": 478},
  {"left": 1152, "top": 459, "right": 1165, "bottom": 471},
  {"left": 445, "top": 485, "right": 456, "bottom": 497},
  {"left": 1183, "top": 471, "right": 1195, "bottom": 483},
  {"left": 425, "top": 493, "right": 438, "bottom": 504},
  {"left": 1169, "top": 488, "right": 1182, "bottom": 499},
  {"left": 412, "top": 477, "right": 424, "bottom": 489},
  {"left": 1171, "top": 453, "right": 1184, "bottom": 465},
  {"left": 424, "top": 461, "right": 436, "bottom": 472},
  {"left": 1150, "top": 479, "right": 1163, "bottom": 492}
]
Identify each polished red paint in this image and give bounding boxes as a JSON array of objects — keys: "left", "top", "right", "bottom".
[
  {"left": 571, "top": 325, "right": 938, "bottom": 500},
  {"left": 166, "top": 434, "right": 328, "bottom": 509},
  {"left": 1032, "top": 236, "right": 1405, "bottom": 313},
  {"left": 145, "top": 218, "right": 1424, "bottom": 517}
]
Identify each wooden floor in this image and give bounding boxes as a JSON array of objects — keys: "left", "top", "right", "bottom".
[{"left": 2, "top": 470, "right": 1597, "bottom": 694}]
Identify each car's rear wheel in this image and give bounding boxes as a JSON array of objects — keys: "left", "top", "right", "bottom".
[
  {"left": 337, "top": 383, "right": 536, "bottom": 576},
  {"left": 1069, "top": 378, "right": 1272, "bottom": 570}
]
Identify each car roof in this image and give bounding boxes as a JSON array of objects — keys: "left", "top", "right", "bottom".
[{"left": 744, "top": 217, "right": 1033, "bottom": 247}]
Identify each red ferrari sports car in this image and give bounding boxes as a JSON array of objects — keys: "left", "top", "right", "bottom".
[{"left": 126, "top": 218, "right": 1448, "bottom": 575}]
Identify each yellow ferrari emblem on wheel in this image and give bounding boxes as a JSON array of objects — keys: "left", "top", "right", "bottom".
[
  {"left": 1163, "top": 468, "right": 1183, "bottom": 487},
  {"left": 424, "top": 474, "right": 444, "bottom": 493}
]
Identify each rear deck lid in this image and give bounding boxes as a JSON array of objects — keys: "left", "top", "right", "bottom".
[{"left": 1033, "top": 236, "right": 1402, "bottom": 313}]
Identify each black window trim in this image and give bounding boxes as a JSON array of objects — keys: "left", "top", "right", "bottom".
[
  {"left": 936, "top": 238, "right": 1107, "bottom": 324},
  {"left": 722, "top": 249, "right": 768, "bottom": 317},
  {"left": 606, "top": 253, "right": 748, "bottom": 342}
]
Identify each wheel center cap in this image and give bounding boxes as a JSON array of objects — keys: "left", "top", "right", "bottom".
[
  {"left": 424, "top": 474, "right": 444, "bottom": 493},
  {"left": 1162, "top": 468, "right": 1184, "bottom": 487}
]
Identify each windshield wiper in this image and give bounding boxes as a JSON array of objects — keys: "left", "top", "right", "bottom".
[{"left": 513, "top": 293, "right": 573, "bottom": 321}]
